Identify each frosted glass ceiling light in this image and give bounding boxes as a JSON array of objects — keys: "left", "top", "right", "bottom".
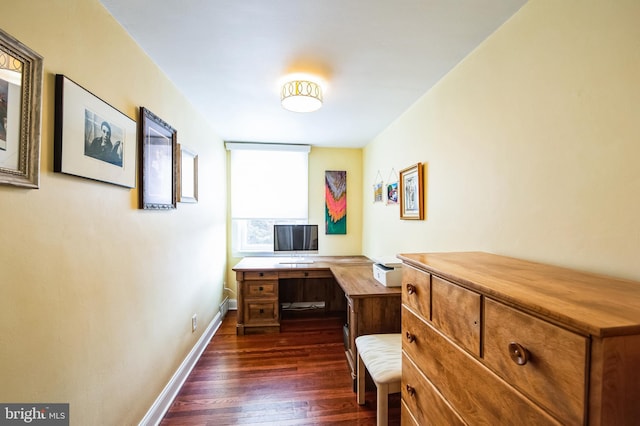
[
  {"left": 281, "top": 79, "right": 323, "bottom": 113},
  {"left": 0, "top": 51, "right": 22, "bottom": 85}
]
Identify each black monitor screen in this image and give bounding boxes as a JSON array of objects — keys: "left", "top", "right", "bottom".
[{"left": 274, "top": 224, "right": 319, "bottom": 252}]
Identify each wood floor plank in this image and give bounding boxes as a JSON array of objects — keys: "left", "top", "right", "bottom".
[{"left": 160, "top": 311, "right": 400, "bottom": 425}]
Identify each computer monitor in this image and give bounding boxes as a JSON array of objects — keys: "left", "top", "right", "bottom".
[{"left": 273, "top": 224, "right": 319, "bottom": 254}]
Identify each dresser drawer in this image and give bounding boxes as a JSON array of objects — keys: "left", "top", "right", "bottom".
[
  {"left": 402, "top": 352, "right": 466, "bottom": 426},
  {"left": 431, "top": 276, "right": 481, "bottom": 357},
  {"left": 400, "top": 401, "right": 418, "bottom": 426},
  {"left": 243, "top": 270, "right": 279, "bottom": 280},
  {"left": 402, "top": 265, "right": 430, "bottom": 320},
  {"left": 246, "top": 280, "right": 277, "bottom": 297},
  {"left": 244, "top": 301, "right": 278, "bottom": 324},
  {"left": 402, "top": 306, "right": 560, "bottom": 425},
  {"left": 484, "top": 298, "right": 588, "bottom": 424}
]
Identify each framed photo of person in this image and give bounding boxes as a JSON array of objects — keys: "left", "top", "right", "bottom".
[
  {"left": 139, "top": 107, "right": 177, "bottom": 209},
  {"left": 53, "top": 74, "right": 137, "bottom": 188},
  {"left": 399, "top": 162, "right": 424, "bottom": 220}
]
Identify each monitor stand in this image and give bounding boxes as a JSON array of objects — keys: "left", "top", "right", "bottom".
[
  {"left": 278, "top": 254, "right": 315, "bottom": 264},
  {"left": 278, "top": 259, "right": 314, "bottom": 264}
]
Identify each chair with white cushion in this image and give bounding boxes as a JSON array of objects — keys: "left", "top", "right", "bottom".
[{"left": 355, "top": 333, "right": 402, "bottom": 426}]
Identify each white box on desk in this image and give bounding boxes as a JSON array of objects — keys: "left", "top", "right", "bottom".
[{"left": 372, "top": 262, "right": 402, "bottom": 287}]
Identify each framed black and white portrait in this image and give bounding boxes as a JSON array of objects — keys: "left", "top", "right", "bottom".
[{"left": 54, "top": 74, "right": 137, "bottom": 188}]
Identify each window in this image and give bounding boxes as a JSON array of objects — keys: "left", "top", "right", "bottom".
[{"left": 226, "top": 143, "right": 310, "bottom": 255}]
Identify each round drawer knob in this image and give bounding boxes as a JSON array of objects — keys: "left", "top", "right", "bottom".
[
  {"left": 405, "top": 384, "right": 416, "bottom": 397},
  {"left": 259, "top": 286, "right": 264, "bottom": 291},
  {"left": 508, "top": 342, "right": 530, "bottom": 366},
  {"left": 406, "top": 283, "right": 416, "bottom": 295},
  {"left": 405, "top": 331, "right": 416, "bottom": 343}
]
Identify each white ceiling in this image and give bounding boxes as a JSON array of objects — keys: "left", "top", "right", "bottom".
[{"left": 99, "top": 0, "right": 526, "bottom": 148}]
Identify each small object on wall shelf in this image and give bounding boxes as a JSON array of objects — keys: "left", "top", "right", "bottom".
[
  {"left": 54, "top": 75, "right": 137, "bottom": 188},
  {"left": 139, "top": 107, "right": 176, "bottom": 209},
  {"left": 399, "top": 162, "right": 424, "bottom": 220}
]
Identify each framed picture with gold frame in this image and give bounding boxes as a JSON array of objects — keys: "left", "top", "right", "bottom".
[{"left": 399, "top": 162, "right": 423, "bottom": 220}]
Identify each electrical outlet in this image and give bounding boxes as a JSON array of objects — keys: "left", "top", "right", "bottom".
[{"left": 191, "top": 314, "right": 197, "bottom": 332}]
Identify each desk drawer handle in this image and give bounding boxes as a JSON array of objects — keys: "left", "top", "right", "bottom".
[
  {"left": 259, "top": 272, "right": 264, "bottom": 277},
  {"left": 259, "top": 308, "right": 264, "bottom": 314},
  {"left": 406, "top": 283, "right": 416, "bottom": 295},
  {"left": 508, "top": 342, "right": 530, "bottom": 366},
  {"left": 259, "top": 286, "right": 263, "bottom": 291},
  {"left": 405, "top": 331, "right": 416, "bottom": 343},
  {"left": 405, "top": 384, "right": 416, "bottom": 397}
]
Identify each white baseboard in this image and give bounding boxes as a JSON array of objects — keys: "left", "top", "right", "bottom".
[
  {"left": 229, "top": 298, "right": 238, "bottom": 310},
  {"left": 138, "top": 311, "right": 223, "bottom": 426}
]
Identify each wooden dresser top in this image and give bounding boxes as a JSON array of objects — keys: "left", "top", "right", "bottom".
[{"left": 398, "top": 251, "right": 640, "bottom": 337}]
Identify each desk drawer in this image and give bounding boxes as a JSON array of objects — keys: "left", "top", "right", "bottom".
[
  {"left": 245, "top": 301, "right": 278, "bottom": 324},
  {"left": 484, "top": 298, "right": 588, "bottom": 424},
  {"left": 243, "top": 271, "right": 279, "bottom": 280},
  {"left": 246, "top": 281, "right": 277, "bottom": 297},
  {"left": 278, "top": 270, "right": 333, "bottom": 279}
]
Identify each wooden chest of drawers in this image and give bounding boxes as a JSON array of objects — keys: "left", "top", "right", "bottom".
[{"left": 399, "top": 252, "right": 640, "bottom": 425}]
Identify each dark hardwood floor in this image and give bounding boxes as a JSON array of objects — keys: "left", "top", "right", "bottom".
[{"left": 160, "top": 310, "right": 400, "bottom": 425}]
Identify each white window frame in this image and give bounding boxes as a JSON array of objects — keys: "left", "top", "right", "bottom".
[{"left": 226, "top": 142, "right": 310, "bottom": 256}]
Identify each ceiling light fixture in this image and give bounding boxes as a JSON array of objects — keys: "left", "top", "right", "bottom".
[
  {"left": 0, "top": 51, "right": 23, "bottom": 86},
  {"left": 281, "top": 79, "right": 323, "bottom": 113}
]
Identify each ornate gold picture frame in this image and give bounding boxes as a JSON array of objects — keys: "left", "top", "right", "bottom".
[
  {"left": 0, "top": 28, "right": 43, "bottom": 188},
  {"left": 399, "top": 162, "right": 424, "bottom": 220}
]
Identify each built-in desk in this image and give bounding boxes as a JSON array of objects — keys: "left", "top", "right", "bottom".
[{"left": 232, "top": 256, "right": 402, "bottom": 381}]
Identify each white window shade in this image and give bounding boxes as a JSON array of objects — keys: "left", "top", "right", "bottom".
[{"left": 227, "top": 143, "right": 310, "bottom": 220}]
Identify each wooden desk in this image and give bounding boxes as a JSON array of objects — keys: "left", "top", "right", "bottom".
[
  {"left": 330, "top": 264, "right": 402, "bottom": 382},
  {"left": 232, "top": 256, "right": 402, "bottom": 380}
]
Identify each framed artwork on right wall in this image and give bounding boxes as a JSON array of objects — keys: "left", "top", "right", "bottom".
[{"left": 399, "top": 162, "right": 424, "bottom": 220}]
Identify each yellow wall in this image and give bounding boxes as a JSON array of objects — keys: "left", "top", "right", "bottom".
[
  {"left": 0, "top": 1, "right": 227, "bottom": 424},
  {"left": 363, "top": 0, "right": 640, "bottom": 279},
  {"left": 309, "top": 147, "right": 363, "bottom": 255},
  {"left": 226, "top": 146, "right": 363, "bottom": 295}
]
